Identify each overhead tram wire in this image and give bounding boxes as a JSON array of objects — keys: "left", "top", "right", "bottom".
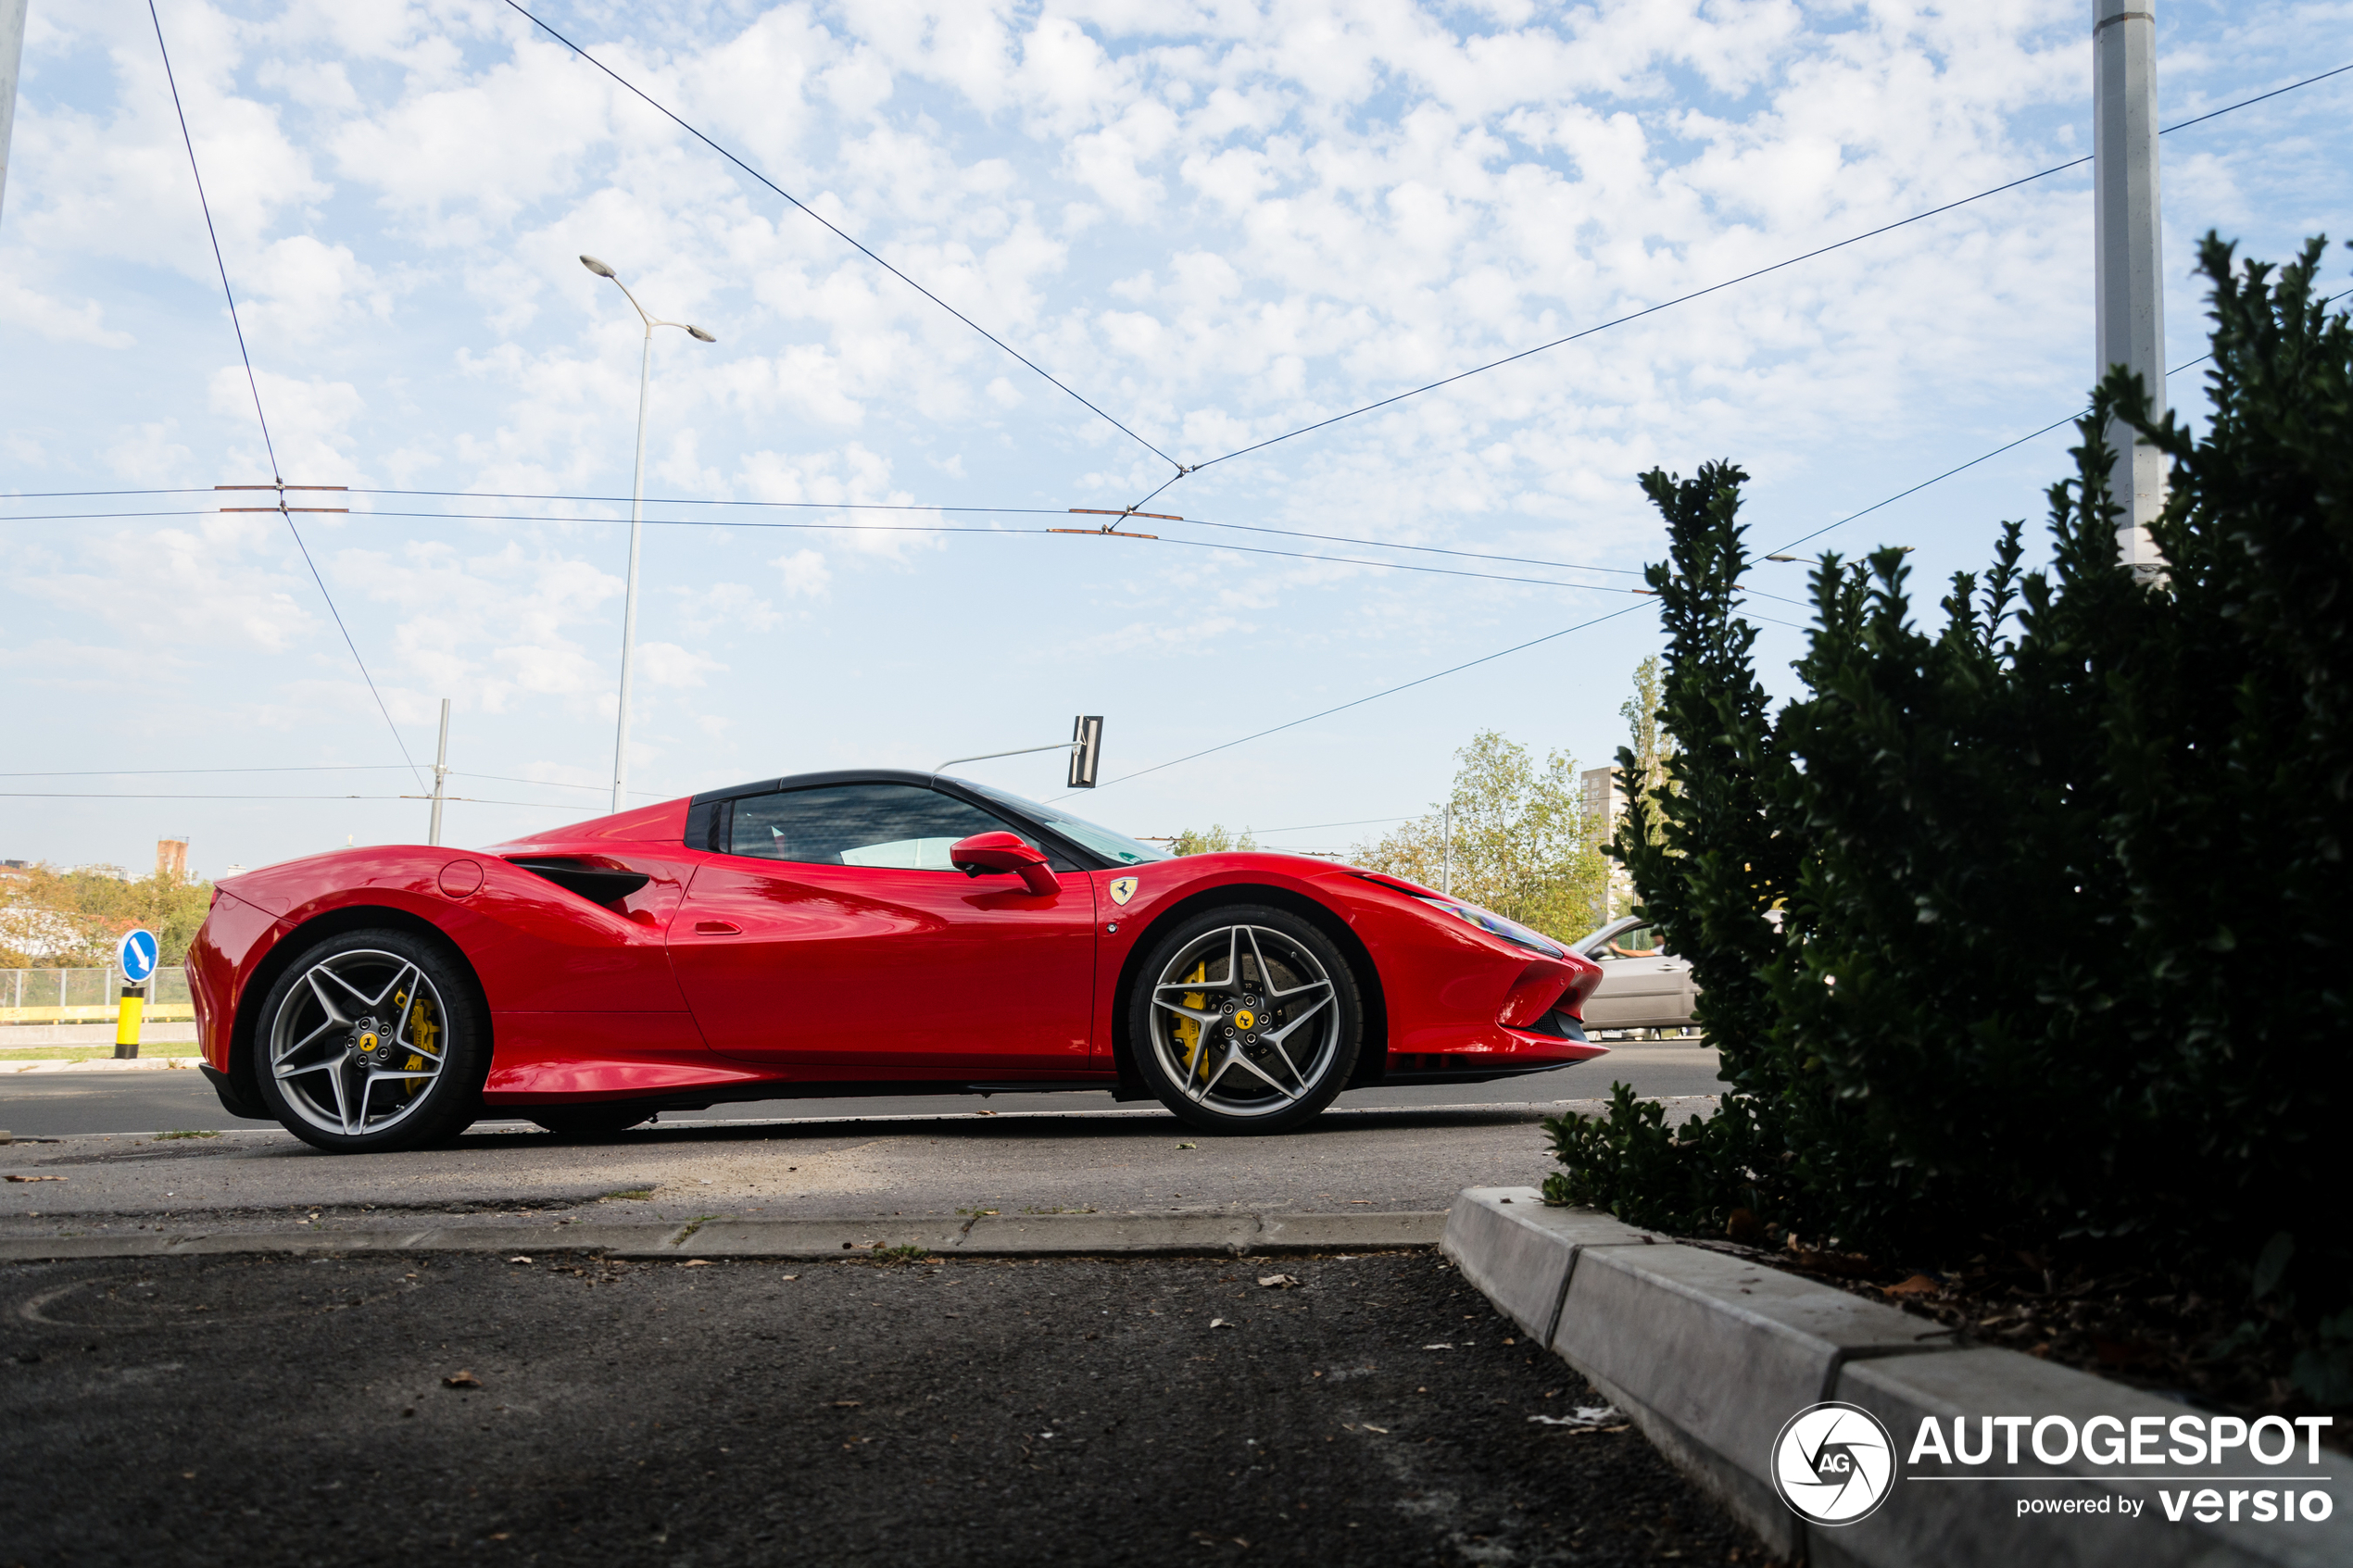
[
  {"left": 501, "top": 0, "right": 1173, "bottom": 470},
  {"left": 6, "top": 501, "right": 1639, "bottom": 595},
  {"left": 1757, "top": 288, "right": 2349, "bottom": 559},
  {"left": 1178, "top": 61, "right": 2353, "bottom": 480},
  {"left": 6, "top": 484, "right": 1645, "bottom": 580},
  {"left": 0, "top": 765, "right": 410, "bottom": 778},
  {"left": 366, "top": 510, "right": 1629, "bottom": 595},
  {"left": 1068, "top": 598, "right": 1658, "bottom": 799},
  {"left": 335, "top": 487, "right": 1651, "bottom": 579},
  {"left": 0, "top": 791, "right": 587, "bottom": 809},
  {"left": 1066, "top": 292, "right": 2353, "bottom": 800},
  {"left": 149, "top": 0, "right": 423, "bottom": 790}
]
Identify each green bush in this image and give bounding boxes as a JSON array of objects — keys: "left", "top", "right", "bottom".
[{"left": 1546, "top": 235, "right": 2352, "bottom": 1376}]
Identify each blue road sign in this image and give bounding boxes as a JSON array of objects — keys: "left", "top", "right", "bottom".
[{"left": 117, "top": 928, "right": 159, "bottom": 985}]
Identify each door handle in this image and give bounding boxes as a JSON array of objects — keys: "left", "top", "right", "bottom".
[{"left": 692, "top": 920, "right": 741, "bottom": 935}]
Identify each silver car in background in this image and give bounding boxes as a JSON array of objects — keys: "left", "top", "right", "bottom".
[{"left": 1571, "top": 915, "right": 1698, "bottom": 1035}]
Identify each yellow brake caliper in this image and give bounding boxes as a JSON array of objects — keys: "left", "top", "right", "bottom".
[
  {"left": 396, "top": 988, "right": 436, "bottom": 1098},
  {"left": 1174, "top": 961, "right": 1209, "bottom": 1073}
]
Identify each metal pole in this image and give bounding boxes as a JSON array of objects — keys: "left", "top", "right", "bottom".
[
  {"left": 0, "top": 0, "right": 28, "bottom": 229},
  {"left": 428, "top": 696, "right": 450, "bottom": 846},
  {"left": 611, "top": 323, "right": 651, "bottom": 815},
  {"left": 2094, "top": 0, "right": 2167, "bottom": 580}
]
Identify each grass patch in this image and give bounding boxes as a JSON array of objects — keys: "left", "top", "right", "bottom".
[
  {"left": 599, "top": 1188, "right": 656, "bottom": 1201},
  {"left": 874, "top": 1244, "right": 932, "bottom": 1264},
  {"left": 152, "top": 1130, "right": 221, "bottom": 1140}
]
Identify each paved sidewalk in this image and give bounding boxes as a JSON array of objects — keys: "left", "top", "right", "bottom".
[{"left": 0, "top": 1248, "right": 1767, "bottom": 1565}]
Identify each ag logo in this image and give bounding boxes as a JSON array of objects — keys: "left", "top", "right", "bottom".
[
  {"left": 1108, "top": 876, "right": 1139, "bottom": 906},
  {"left": 1769, "top": 1401, "right": 1895, "bottom": 1526}
]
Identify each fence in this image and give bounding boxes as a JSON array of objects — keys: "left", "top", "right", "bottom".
[{"left": 0, "top": 967, "right": 195, "bottom": 1026}]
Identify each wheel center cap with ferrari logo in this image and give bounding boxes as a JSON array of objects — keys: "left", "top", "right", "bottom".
[{"left": 1234, "top": 1010, "right": 1257, "bottom": 1031}]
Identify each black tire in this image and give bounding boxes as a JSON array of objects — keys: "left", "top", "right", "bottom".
[
  {"left": 528, "top": 1103, "right": 659, "bottom": 1138},
  {"left": 1126, "top": 903, "right": 1363, "bottom": 1135},
  {"left": 251, "top": 927, "right": 488, "bottom": 1155}
]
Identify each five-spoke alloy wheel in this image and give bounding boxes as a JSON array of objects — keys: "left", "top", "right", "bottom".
[
  {"left": 1128, "top": 905, "right": 1362, "bottom": 1134},
  {"left": 253, "top": 928, "right": 487, "bottom": 1153}
]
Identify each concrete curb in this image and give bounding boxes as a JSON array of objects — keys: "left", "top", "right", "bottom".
[
  {"left": 1442, "top": 1188, "right": 2351, "bottom": 1566},
  {"left": 0, "top": 1210, "right": 1443, "bottom": 1264}
]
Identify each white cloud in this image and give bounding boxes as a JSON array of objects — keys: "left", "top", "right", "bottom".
[
  {"left": 0, "top": 276, "right": 135, "bottom": 347},
  {"left": 770, "top": 548, "right": 832, "bottom": 598}
]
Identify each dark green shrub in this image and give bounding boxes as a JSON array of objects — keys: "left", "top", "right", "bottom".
[{"left": 1546, "top": 235, "right": 2352, "bottom": 1378}]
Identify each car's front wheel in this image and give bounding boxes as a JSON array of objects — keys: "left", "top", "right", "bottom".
[
  {"left": 1127, "top": 905, "right": 1363, "bottom": 1135},
  {"left": 253, "top": 928, "right": 488, "bottom": 1154}
]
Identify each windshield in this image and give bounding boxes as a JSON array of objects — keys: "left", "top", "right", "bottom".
[{"left": 968, "top": 784, "right": 1172, "bottom": 866}]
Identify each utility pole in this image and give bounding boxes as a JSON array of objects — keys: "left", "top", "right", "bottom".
[
  {"left": 0, "top": 0, "right": 28, "bottom": 228},
  {"left": 2094, "top": 0, "right": 2168, "bottom": 581},
  {"left": 427, "top": 697, "right": 450, "bottom": 847}
]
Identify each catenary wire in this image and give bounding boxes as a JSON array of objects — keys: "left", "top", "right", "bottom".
[
  {"left": 1185, "top": 61, "right": 2353, "bottom": 476},
  {"left": 1060, "top": 290, "right": 2353, "bottom": 799},
  {"left": 6, "top": 495, "right": 1648, "bottom": 582},
  {"left": 150, "top": 1, "right": 275, "bottom": 484},
  {"left": 0, "top": 765, "right": 408, "bottom": 778},
  {"left": 344, "top": 489, "right": 1650, "bottom": 579},
  {"left": 0, "top": 792, "right": 583, "bottom": 809},
  {"left": 1069, "top": 598, "right": 1657, "bottom": 797},
  {"left": 501, "top": 0, "right": 1173, "bottom": 470},
  {"left": 5, "top": 501, "right": 1631, "bottom": 594},
  {"left": 1757, "top": 286, "right": 2348, "bottom": 558},
  {"left": 150, "top": 0, "right": 423, "bottom": 789}
]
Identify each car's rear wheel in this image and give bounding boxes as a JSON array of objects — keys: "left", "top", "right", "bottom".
[
  {"left": 1127, "top": 905, "right": 1362, "bottom": 1135},
  {"left": 253, "top": 928, "right": 487, "bottom": 1154},
  {"left": 527, "top": 1103, "right": 659, "bottom": 1138}
]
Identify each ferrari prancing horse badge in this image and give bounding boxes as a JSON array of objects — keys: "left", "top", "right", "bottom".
[{"left": 1109, "top": 876, "right": 1139, "bottom": 906}]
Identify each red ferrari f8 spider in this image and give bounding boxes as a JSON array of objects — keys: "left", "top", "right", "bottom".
[{"left": 186, "top": 771, "right": 1606, "bottom": 1152}]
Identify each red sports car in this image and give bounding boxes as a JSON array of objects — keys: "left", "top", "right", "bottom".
[{"left": 186, "top": 770, "right": 1606, "bottom": 1152}]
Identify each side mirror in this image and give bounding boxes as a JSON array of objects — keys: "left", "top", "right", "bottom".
[{"left": 949, "top": 831, "right": 1060, "bottom": 897}]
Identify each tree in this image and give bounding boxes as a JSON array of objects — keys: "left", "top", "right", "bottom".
[
  {"left": 0, "top": 863, "right": 215, "bottom": 969},
  {"left": 1169, "top": 825, "right": 1260, "bottom": 856},
  {"left": 1618, "top": 654, "right": 1677, "bottom": 848},
  {"left": 1350, "top": 730, "right": 1609, "bottom": 941}
]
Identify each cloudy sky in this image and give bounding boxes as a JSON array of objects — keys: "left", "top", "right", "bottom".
[{"left": 4, "top": 0, "right": 2347, "bottom": 876}]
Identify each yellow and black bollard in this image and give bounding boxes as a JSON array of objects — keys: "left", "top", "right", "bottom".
[{"left": 113, "top": 982, "right": 145, "bottom": 1060}]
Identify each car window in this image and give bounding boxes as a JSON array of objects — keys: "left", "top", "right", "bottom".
[
  {"left": 1601, "top": 924, "right": 1668, "bottom": 960},
  {"left": 727, "top": 784, "right": 1041, "bottom": 870}
]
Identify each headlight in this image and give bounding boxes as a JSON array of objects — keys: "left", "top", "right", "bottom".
[{"left": 1414, "top": 896, "right": 1564, "bottom": 958}]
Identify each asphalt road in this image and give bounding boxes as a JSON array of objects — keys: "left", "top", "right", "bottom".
[
  {"left": 0, "top": 1046, "right": 1727, "bottom": 1139},
  {"left": 0, "top": 1248, "right": 1765, "bottom": 1566}
]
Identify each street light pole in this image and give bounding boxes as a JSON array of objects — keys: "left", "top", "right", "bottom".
[
  {"left": 2094, "top": 0, "right": 2167, "bottom": 581},
  {"left": 579, "top": 255, "right": 716, "bottom": 816}
]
